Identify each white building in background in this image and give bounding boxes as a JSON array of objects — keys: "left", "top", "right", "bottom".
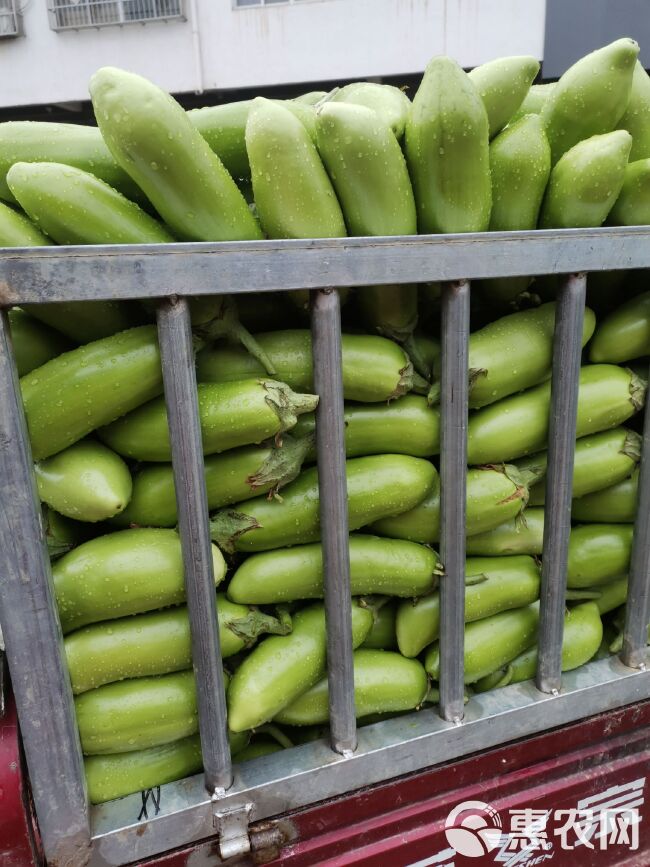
[{"left": 0, "top": 0, "right": 546, "bottom": 110}]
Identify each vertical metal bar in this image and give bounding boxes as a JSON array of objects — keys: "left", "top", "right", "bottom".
[
  {"left": 537, "top": 273, "right": 587, "bottom": 693},
  {"left": 311, "top": 287, "right": 357, "bottom": 755},
  {"left": 157, "top": 297, "right": 232, "bottom": 793},
  {"left": 0, "top": 309, "right": 91, "bottom": 866},
  {"left": 439, "top": 280, "right": 470, "bottom": 723},
  {"left": 621, "top": 358, "right": 650, "bottom": 669}
]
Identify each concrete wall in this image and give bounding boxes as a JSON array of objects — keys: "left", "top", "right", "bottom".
[{"left": 0, "top": 0, "right": 546, "bottom": 109}]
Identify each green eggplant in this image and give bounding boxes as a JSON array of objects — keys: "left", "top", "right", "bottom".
[
  {"left": 246, "top": 97, "right": 345, "bottom": 240},
  {"left": 7, "top": 162, "right": 173, "bottom": 245},
  {"left": 331, "top": 82, "right": 411, "bottom": 140},
  {"left": 542, "top": 38, "right": 639, "bottom": 164},
  {"left": 607, "top": 158, "right": 650, "bottom": 226},
  {"left": 474, "top": 602, "right": 604, "bottom": 691},
  {"left": 405, "top": 55, "right": 491, "bottom": 234},
  {"left": 0, "top": 121, "right": 145, "bottom": 205},
  {"left": 65, "top": 595, "right": 289, "bottom": 694},
  {"left": 518, "top": 428, "right": 641, "bottom": 504},
  {"left": 567, "top": 524, "right": 634, "bottom": 588},
  {"left": 294, "top": 91, "right": 328, "bottom": 105},
  {"left": 510, "top": 83, "right": 555, "bottom": 123},
  {"left": 361, "top": 600, "right": 397, "bottom": 650},
  {"left": 210, "top": 454, "right": 437, "bottom": 553},
  {"left": 467, "top": 364, "right": 645, "bottom": 465},
  {"left": 35, "top": 439, "right": 132, "bottom": 523},
  {"left": 187, "top": 98, "right": 318, "bottom": 181},
  {"left": 316, "top": 102, "right": 416, "bottom": 236},
  {"left": 292, "top": 396, "right": 440, "bottom": 460},
  {"left": 370, "top": 464, "right": 528, "bottom": 544},
  {"left": 483, "top": 114, "right": 551, "bottom": 303},
  {"left": 21, "top": 325, "right": 164, "bottom": 461},
  {"left": 85, "top": 735, "right": 204, "bottom": 804},
  {"left": 275, "top": 649, "right": 428, "bottom": 725},
  {"left": 25, "top": 301, "right": 142, "bottom": 344},
  {"left": 227, "top": 602, "right": 373, "bottom": 731},
  {"left": 572, "top": 468, "right": 638, "bottom": 523},
  {"left": 227, "top": 534, "right": 440, "bottom": 603},
  {"left": 53, "top": 527, "right": 226, "bottom": 633},
  {"left": 99, "top": 379, "right": 318, "bottom": 462},
  {"left": 425, "top": 604, "right": 540, "bottom": 684},
  {"left": 539, "top": 131, "right": 632, "bottom": 229},
  {"left": 396, "top": 555, "right": 540, "bottom": 658},
  {"left": 197, "top": 329, "right": 416, "bottom": 403},
  {"left": 8, "top": 308, "right": 70, "bottom": 376},
  {"left": 90, "top": 67, "right": 262, "bottom": 241},
  {"left": 465, "top": 508, "right": 545, "bottom": 557},
  {"left": 489, "top": 114, "right": 551, "bottom": 231},
  {"left": 76, "top": 670, "right": 204, "bottom": 754},
  {"left": 468, "top": 55, "right": 540, "bottom": 138},
  {"left": 617, "top": 61, "right": 650, "bottom": 161},
  {"left": 0, "top": 199, "right": 53, "bottom": 246},
  {"left": 113, "top": 436, "right": 311, "bottom": 528},
  {"left": 466, "top": 302, "right": 595, "bottom": 409},
  {"left": 591, "top": 291, "right": 650, "bottom": 363}
]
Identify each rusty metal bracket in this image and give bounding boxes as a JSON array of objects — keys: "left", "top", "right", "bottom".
[{"left": 212, "top": 800, "right": 253, "bottom": 861}]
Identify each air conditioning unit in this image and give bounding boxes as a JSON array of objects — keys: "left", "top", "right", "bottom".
[{"left": 0, "top": 0, "right": 21, "bottom": 37}]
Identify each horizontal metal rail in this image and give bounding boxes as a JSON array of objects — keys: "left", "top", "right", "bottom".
[
  {"left": 1, "top": 226, "right": 650, "bottom": 304},
  {"left": 0, "top": 230, "right": 649, "bottom": 866}
]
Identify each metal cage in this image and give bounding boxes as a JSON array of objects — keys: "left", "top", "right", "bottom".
[
  {"left": 47, "top": 0, "right": 184, "bottom": 31},
  {"left": 0, "top": 228, "right": 649, "bottom": 867}
]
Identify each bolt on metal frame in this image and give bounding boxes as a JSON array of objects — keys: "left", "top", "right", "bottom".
[{"left": 0, "top": 228, "right": 648, "bottom": 867}]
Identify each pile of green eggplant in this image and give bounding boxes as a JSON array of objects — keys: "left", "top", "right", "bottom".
[{"left": 2, "top": 38, "right": 650, "bottom": 806}]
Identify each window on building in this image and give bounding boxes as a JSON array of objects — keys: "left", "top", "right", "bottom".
[
  {"left": 0, "top": 0, "right": 21, "bottom": 37},
  {"left": 48, "top": 0, "right": 184, "bottom": 30}
]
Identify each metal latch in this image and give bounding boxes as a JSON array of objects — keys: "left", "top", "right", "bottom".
[{"left": 213, "top": 800, "right": 254, "bottom": 860}]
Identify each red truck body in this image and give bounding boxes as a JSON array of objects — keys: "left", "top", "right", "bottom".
[{"left": 3, "top": 687, "right": 648, "bottom": 867}]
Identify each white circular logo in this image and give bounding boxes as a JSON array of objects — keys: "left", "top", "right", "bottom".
[{"left": 445, "top": 800, "right": 503, "bottom": 858}]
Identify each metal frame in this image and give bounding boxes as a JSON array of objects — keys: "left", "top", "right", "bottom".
[
  {"left": 537, "top": 273, "right": 587, "bottom": 693},
  {"left": 438, "top": 280, "right": 470, "bottom": 723},
  {"left": 4, "top": 227, "right": 650, "bottom": 304},
  {"left": 311, "top": 288, "right": 357, "bottom": 756},
  {"left": 157, "top": 298, "right": 233, "bottom": 794},
  {"left": 0, "top": 227, "right": 649, "bottom": 867}
]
